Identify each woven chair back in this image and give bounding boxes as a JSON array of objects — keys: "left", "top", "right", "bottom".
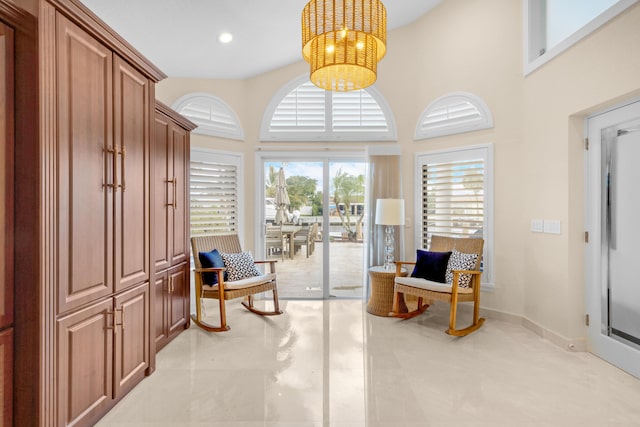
[
  {"left": 429, "top": 235, "right": 484, "bottom": 270},
  {"left": 191, "top": 234, "right": 244, "bottom": 270}
]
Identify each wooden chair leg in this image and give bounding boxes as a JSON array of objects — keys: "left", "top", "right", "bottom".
[
  {"left": 446, "top": 276, "right": 485, "bottom": 336},
  {"left": 241, "top": 286, "right": 284, "bottom": 316},
  {"left": 190, "top": 283, "right": 231, "bottom": 332}
]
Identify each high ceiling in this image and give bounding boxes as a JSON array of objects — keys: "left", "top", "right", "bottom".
[{"left": 81, "top": 0, "right": 442, "bottom": 79}]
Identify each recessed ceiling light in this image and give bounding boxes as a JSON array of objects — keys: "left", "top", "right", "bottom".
[{"left": 218, "top": 32, "right": 233, "bottom": 44}]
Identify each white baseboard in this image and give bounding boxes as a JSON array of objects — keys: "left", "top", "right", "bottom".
[{"left": 479, "top": 306, "right": 588, "bottom": 352}]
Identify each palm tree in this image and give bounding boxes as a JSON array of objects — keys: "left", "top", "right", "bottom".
[{"left": 332, "top": 168, "right": 365, "bottom": 240}]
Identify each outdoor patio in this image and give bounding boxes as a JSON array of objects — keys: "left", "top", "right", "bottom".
[{"left": 267, "top": 239, "right": 366, "bottom": 299}]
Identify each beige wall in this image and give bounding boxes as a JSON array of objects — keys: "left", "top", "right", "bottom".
[{"left": 156, "top": 0, "right": 640, "bottom": 343}]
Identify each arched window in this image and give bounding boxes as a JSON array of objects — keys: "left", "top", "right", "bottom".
[
  {"left": 415, "top": 92, "right": 493, "bottom": 140},
  {"left": 172, "top": 93, "right": 244, "bottom": 140},
  {"left": 261, "top": 75, "right": 396, "bottom": 142}
]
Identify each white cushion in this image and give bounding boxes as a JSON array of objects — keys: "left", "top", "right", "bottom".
[
  {"left": 203, "top": 273, "right": 276, "bottom": 291},
  {"left": 394, "top": 276, "right": 473, "bottom": 294}
]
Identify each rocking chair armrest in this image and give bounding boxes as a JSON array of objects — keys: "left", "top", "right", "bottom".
[
  {"left": 395, "top": 261, "right": 416, "bottom": 276},
  {"left": 451, "top": 269, "right": 481, "bottom": 275},
  {"left": 194, "top": 267, "right": 226, "bottom": 273},
  {"left": 254, "top": 259, "right": 277, "bottom": 274}
]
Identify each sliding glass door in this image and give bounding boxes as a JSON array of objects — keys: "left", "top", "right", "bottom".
[{"left": 261, "top": 156, "right": 366, "bottom": 299}]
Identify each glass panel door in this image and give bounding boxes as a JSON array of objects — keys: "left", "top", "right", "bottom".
[
  {"left": 262, "top": 158, "right": 365, "bottom": 299},
  {"left": 328, "top": 161, "right": 366, "bottom": 298}
]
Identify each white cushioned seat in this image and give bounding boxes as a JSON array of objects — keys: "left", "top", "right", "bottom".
[
  {"left": 394, "top": 276, "right": 474, "bottom": 294},
  {"left": 203, "top": 273, "right": 276, "bottom": 291}
]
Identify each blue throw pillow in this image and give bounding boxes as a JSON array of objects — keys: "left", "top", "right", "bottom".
[
  {"left": 411, "top": 250, "right": 452, "bottom": 283},
  {"left": 198, "top": 249, "right": 226, "bottom": 285}
]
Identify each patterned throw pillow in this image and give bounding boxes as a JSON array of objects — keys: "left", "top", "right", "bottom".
[
  {"left": 445, "top": 249, "right": 479, "bottom": 288},
  {"left": 220, "top": 251, "right": 262, "bottom": 282}
]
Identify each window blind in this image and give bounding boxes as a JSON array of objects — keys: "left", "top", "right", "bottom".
[
  {"left": 270, "top": 82, "right": 325, "bottom": 132},
  {"left": 332, "top": 90, "right": 388, "bottom": 132},
  {"left": 421, "top": 158, "right": 484, "bottom": 248},
  {"left": 190, "top": 159, "right": 238, "bottom": 235}
]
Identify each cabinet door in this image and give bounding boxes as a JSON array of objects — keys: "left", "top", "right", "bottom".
[
  {"left": 171, "top": 125, "right": 189, "bottom": 265},
  {"left": 113, "top": 282, "right": 149, "bottom": 399},
  {"left": 168, "top": 263, "right": 188, "bottom": 338},
  {"left": 153, "top": 271, "right": 168, "bottom": 349},
  {"left": 57, "top": 298, "right": 113, "bottom": 427},
  {"left": 0, "top": 328, "right": 12, "bottom": 427},
  {"left": 113, "top": 55, "right": 150, "bottom": 292},
  {"left": 56, "top": 14, "right": 113, "bottom": 313},
  {"left": 153, "top": 112, "right": 171, "bottom": 272}
]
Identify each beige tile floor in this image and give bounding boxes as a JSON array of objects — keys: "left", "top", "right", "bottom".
[{"left": 96, "top": 299, "right": 640, "bottom": 427}]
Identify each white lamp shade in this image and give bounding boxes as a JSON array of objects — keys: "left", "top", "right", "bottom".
[{"left": 375, "top": 198, "right": 405, "bottom": 226}]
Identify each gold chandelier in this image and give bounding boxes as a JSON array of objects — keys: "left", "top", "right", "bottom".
[{"left": 302, "top": 0, "right": 387, "bottom": 92}]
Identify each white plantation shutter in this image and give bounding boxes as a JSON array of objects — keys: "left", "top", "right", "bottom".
[
  {"left": 190, "top": 159, "right": 238, "bottom": 235},
  {"left": 417, "top": 146, "right": 493, "bottom": 284},
  {"left": 270, "top": 82, "right": 325, "bottom": 132},
  {"left": 415, "top": 92, "right": 493, "bottom": 140},
  {"left": 261, "top": 77, "right": 395, "bottom": 141},
  {"left": 332, "top": 90, "right": 388, "bottom": 132},
  {"left": 421, "top": 159, "right": 484, "bottom": 246},
  {"left": 172, "top": 93, "right": 244, "bottom": 140}
]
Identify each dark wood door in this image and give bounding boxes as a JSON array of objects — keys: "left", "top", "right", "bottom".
[
  {"left": 168, "top": 263, "right": 188, "bottom": 338},
  {"left": 0, "top": 328, "right": 12, "bottom": 427},
  {"left": 0, "top": 21, "right": 13, "bottom": 330},
  {"left": 113, "top": 55, "right": 150, "bottom": 293},
  {"left": 113, "top": 282, "right": 149, "bottom": 399},
  {"left": 57, "top": 298, "right": 113, "bottom": 427},
  {"left": 153, "top": 112, "right": 172, "bottom": 272},
  {"left": 171, "top": 125, "right": 189, "bottom": 265},
  {"left": 56, "top": 14, "right": 113, "bottom": 314}
]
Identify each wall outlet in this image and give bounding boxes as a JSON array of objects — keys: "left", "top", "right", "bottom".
[{"left": 531, "top": 219, "right": 544, "bottom": 233}]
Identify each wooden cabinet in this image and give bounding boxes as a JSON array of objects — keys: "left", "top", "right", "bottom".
[
  {"left": 52, "top": 11, "right": 154, "bottom": 426},
  {"left": 152, "top": 102, "right": 195, "bottom": 352},
  {"left": 154, "top": 263, "right": 189, "bottom": 351},
  {"left": 10, "top": 0, "right": 167, "bottom": 425},
  {"left": 56, "top": 282, "right": 149, "bottom": 427}
]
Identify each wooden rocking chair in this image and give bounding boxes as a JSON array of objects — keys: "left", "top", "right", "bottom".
[
  {"left": 391, "top": 235, "right": 485, "bottom": 336},
  {"left": 191, "top": 234, "right": 283, "bottom": 332}
]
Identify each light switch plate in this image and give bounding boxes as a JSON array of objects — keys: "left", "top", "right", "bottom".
[
  {"left": 531, "top": 219, "right": 544, "bottom": 233},
  {"left": 543, "top": 220, "right": 561, "bottom": 234}
]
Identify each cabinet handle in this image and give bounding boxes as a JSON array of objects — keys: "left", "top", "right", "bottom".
[
  {"left": 172, "top": 177, "right": 177, "bottom": 211},
  {"left": 166, "top": 178, "right": 176, "bottom": 208},
  {"left": 169, "top": 276, "right": 173, "bottom": 294},
  {"left": 120, "top": 145, "right": 126, "bottom": 192},
  {"left": 106, "top": 310, "right": 115, "bottom": 330},
  {"left": 114, "top": 307, "right": 124, "bottom": 331},
  {"left": 113, "top": 145, "right": 119, "bottom": 192},
  {"left": 103, "top": 146, "right": 117, "bottom": 191}
]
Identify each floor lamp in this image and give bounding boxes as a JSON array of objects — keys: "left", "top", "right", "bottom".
[{"left": 375, "top": 198, "right": 405, "bottom": 270}]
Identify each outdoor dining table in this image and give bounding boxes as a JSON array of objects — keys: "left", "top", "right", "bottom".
[{"left": 280, "top": 224, "right": 301, "bottom": 259}]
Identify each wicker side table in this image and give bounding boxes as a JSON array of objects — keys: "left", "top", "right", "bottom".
[{"left": 367, "top": 266, "right": 408, "bottom": 317}]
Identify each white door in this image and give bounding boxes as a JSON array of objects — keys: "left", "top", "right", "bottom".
[{"left": 586, "top": 100, "right": 640, "bottom": 379}]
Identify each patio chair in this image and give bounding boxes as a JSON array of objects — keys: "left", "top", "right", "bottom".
[
  {"left": 265, "top": 223, "right": 285, "bottom": 261},
  {"left": 191, "top": 234, "right": 283, "bottom": 332},
  {"left": 293, "top": 224, "right": 314, "bottom": 258},
  {"left": 390, "top": 235, "right": 485, "bottom": 336}
]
